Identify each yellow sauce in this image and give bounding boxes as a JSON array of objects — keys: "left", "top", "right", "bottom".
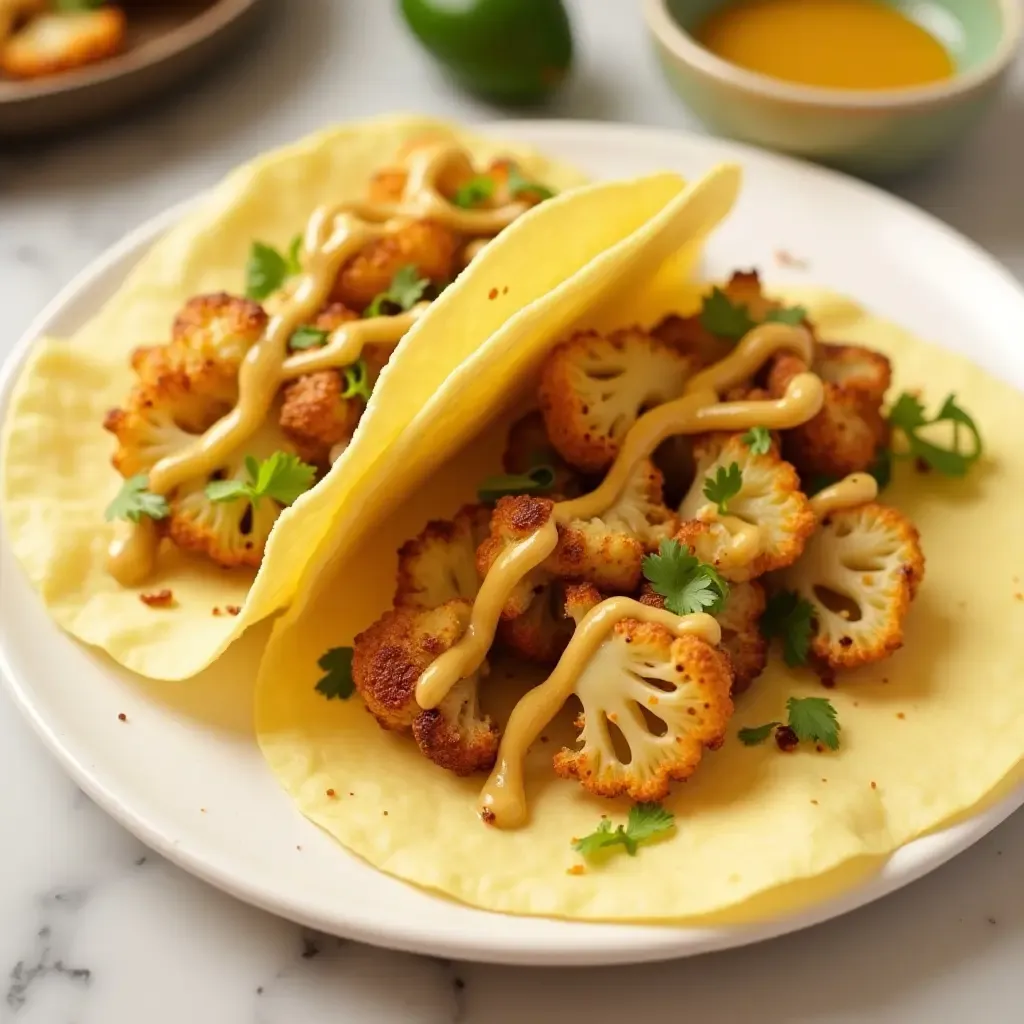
[
  {"left": 809, "top": 471, "right": 878, "bottom": 518},
  {"left": 106, "top": 143, "right": 534, "bottom": 588},
  {"left": 479, "top": 601, "right": 721, "bottom": 828},
  {"left": 696, "top": 0, "right": 955, "bottom": 91}
]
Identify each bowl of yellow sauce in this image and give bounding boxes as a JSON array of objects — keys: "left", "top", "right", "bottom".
[{"left": 643, "top": 0, "right": 1021, "bottom": 175}]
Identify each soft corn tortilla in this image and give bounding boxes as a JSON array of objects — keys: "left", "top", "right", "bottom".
[
  {"left": 0, "top": 116, "right": 713, "bottom": 682},
  {"left": 255, "top": 239, "right": 1024, "bottom": 921}
]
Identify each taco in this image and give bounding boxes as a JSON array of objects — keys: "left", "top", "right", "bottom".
[
  {"left": 2, "top": 116, "right": 694, "bottom": 681},
  {"left": 254, "top": 165, "right": 1024, "bottom": 923}
]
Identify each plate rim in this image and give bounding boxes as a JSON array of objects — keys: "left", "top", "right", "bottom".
[{"left": 2, "top": 119, "right": 1024, "bottom": 966}]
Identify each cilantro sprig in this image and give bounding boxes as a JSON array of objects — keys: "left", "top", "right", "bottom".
[
  {"left": 315, "top": 647, "right": 355, "bottom": 700},
  {"left": 205, "top": 451, "right": 316, "bottom": 509},
  {"left": 364, "top": 264, "right": 430, "bottom": 319},
  {"left": 888, "top": 392, "right": 982, "bottom": 477},
  {"left": 642, "top": 538, "right": 729, "bottom": 616},
  {"left": 288, "top": 325, "right": 329, "bottom": 352},
  {"left": 341, "top": 358, "right": 373, "bottom": 402},
  {"left": 506, "top": 164, "right": 555, "bottom": 202},
  {"left": 453, "top": 175, "right": 496, "bottom": 209},
  {"left": 703, "top": 462, "right": 743, "bottom": 514},
  {"left": 477, "top": 465, "right": 557, "bottom": 503},
  {"left": 245, "top": 235, "right": 302, "bottom": 301},
  {"left": 742, "top": 426, "right": 772, "bottom": 456},
  {"left": 573, "top": 803, "right": 675, "bottom": 861},
  {"left": 761, "top": 590, "right": 816, "bottom": 666},
  {"left": 738, "top": 696, "right": 840, "bottom": 750},
  {"left": 105, "top": 475, "right": 169, "bottom": 524},
  {"left": 699, "top": 286, "right": 806, "bottom": 343}
]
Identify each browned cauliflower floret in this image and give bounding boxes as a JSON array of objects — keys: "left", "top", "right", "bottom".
[
  {"left": 503, "top": 411, "right": 583, "bottom": 499},
  {"left": 278, "top": 303, "right": 386, "bottom": 467},
  {"left": 331, "top": 220, "right": 458, "bottom": 312},
  {"left": 0, "top": 6, "right": 125, "bottom": 79},
  {"left": 550, "top": 460, "right": 677, "bottom": 592},
  {"left": 539, "top": 327, "right": 697, "bottom": 473},
  {"left": 677, "top": 432, "right": 815, "bottom": 582},
  {"left": 475, "top": 495, "right": 557, "bottom": 619},
  {"left": 396, "top": 504, "right": 491, "bottom": 609},
  {"left": 774, "top": 502, "right": 925, "bottom": 670},
  {"left": 553, "top": 624, "right": 734, "bottom": 801},
  {"left": 653, "top": 270, "right": 787, "bottom": 370},
  {"left": 768, "top": 352, "right": 889, "bottom": 479},
  {"left": 497, "top": 580, "right": 575, "bottom": 664},
  {"left": 103, "top": 370, "right": 227, "bottom": 478},
  {"left": 639, "top": 579, "right": 767, "bottom": 695},
  {"left": 353, "top": 599, "right": 499, "bottom": 774},
  {"left": 0, "top": 0, "right": 44, "bottom": 46},
  {"left": 167, "top": 292, "right": 268, "bottom": 404},
  {"left": 166, "top": 422, "right": 298, "bottom": 570},
  {"left": 815, "top": 342, "right": 892, "bottom": 401}
]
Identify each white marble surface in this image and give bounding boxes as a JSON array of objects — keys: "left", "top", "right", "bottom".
[{"left": 2, "top": 2, "right": 1024, "bottom": 1020}]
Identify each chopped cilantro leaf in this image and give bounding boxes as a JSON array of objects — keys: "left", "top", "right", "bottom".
[
  {"left": 888, "top": 391, "right": 982, "bottom": 477},
  {"left": 737, "top": 722, "right": 781, "bottom": 746},
  {"left": 703, "top": 461, "right": 743, "bottom": 514},
  {"left": 787, "top": 696, "right": 840, "bottom": 750},
  {"left": 641, "top": 538, "right": 729, "bottom": 616},
  {"left": 742, "top": 426, "right": 772, "bottom": 456},
  {"left": 315, "top": 647, "right": 355, "bottom": 700},
  {"left": 453, "top": 175, "right": 496, "bottom": 209},
  {"left": 245, "top": 235, "right": 302, "bottom": 300},
  {"left": 764, "top": 305, "right": 807, "bottom": 326},
  {"left": 506, "top": 164, "right": 555, "bottom": 202},
  {"left": 288, "top": 325, "right": 329, "bottom": 351},
  {"left": 477, "top": 465, "right": 557, "bottom": 503},
  {"left": 364, "top": 264, "right": 430, "bottom": 318},
  {"left": 573, "top": 803, "right": 675, "bottom": 862},
  {"left": 341, "top": 358, "right": 373, "bottom": 402},
  {"left": 761, "top": 590, "right": 815, "bottom": 666},
  {"left": 104, "top": 475, "right": 169, "bottom": 524},
  {"left": 205, "top": 451, "right": 316, "bottom": 509},
  {"left": 699, "top": 285, "right": 806, "bottom": 342}
]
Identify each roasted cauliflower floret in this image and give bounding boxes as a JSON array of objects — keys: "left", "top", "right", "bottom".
[
  {"left": 166, "top": 422, "right": 298, "bottom": 570},
  {"left": 331, "top": 220, "right": 458, "bottom": 312},
  {"left": 553, "top": 623, "right": 733, "bottom": 801},
  {"left": 503, "top": 411, "right": 583, "bottom": 499},
  {"left": 0, "top": 0, "right": 44, "bottom": 46},
  {"left": 774, "top": 502, "right": 925, "bottom": 670},
  {"left": 550, "top": 460, "right": 678, "bottom": 593},
  {"left": 103, "top": 370, "right": 227, "bottom": 478},
  {"left": 396, "top": 504, "right": 491, "bottom": 609},
  {"left": 639, "top": 580, "right": 767, "bottom": 695},
  {"left": 1, "top": 6, "right": 125, "bottom": 79},
  {"left": 768, "top": 352, "right": 888, "bottom": 479},
  {"left": 539, "top": 327, "right": 697, "bottom": 473},
  {"left": 167, "top": 292, "right": 268, "bottom": 403},
  {"left": 814, "top": 342, "right": 892, "bottom": 402},
  {"left": 353, "top": 599, "right": 499, "bottom": 774},
  {"left": 677, "top": 433, "right": 815, "bottom": 582},
  {"left": 475, "top": 495, "right": 557, "bottom": 619},
  {"left": 497, "top": 580, "right": 575, "bottom": 664},
  {"left": 278, "top": 371, "right": 362, "bottom": 468},
  {"left": 653, "top": 270, "right": 786, "bottom": 370}
]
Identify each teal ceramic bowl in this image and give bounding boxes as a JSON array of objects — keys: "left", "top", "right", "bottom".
[{"left": 643, "top": 0, "right": 1022, "bottom": 176}]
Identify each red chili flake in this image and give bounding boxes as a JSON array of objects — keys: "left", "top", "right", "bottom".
[
  {"left": 212, "top": 607, "right": 223, "bottom": 617},
  {"left": 481, "top": 808, "right": 496, "bottom": 826},
  {"left": 567, "top": 864, "right": 586, "bottom": 876},
  {"left": 914, "top": 457, "right": 931, "bottom": 474},
  {"left": 816, "top": 744, "right": 825, "bottom": 753},
  {"left": 870, "top": 781, "right": 877, "bottom": 790},
  {"left": 225, "top": 605, "right": 241, "bottom": 616},
  {"left": 775, "top": 726, "right": 799, "bottom": 752},
  {"left": 139, "top": 589, "right": 174, "bottom": 608},
  {"left": 488, "top": 287, "right": 499, "bottom": 300},
  {"left": 326, "top": 788, "right": 336, "bottom": 798},
  {"left": 117, "top": 712, "right": 127, "bottom": 722},
  {"left": 775, "top": 249, "right": 808, "bottom": 269},
  {"left": 896, "top": 712, "right": 906, "bottom": 720}
]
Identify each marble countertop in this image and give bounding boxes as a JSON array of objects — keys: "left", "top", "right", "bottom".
[{"left": 2, "top": 2, "right": 1024, "bottom": 1021}]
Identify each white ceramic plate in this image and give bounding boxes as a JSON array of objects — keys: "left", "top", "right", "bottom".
[{"left": 3, "top": 122, "right": 1024, "bottom": 967}]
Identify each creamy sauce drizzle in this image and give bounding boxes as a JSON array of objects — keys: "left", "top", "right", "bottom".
[
  {"left": 106, "top": 142, "right": 532, "bottom": 587},
  {"left": 480, "top": 601, "right": 721, "bottom": 828},
  {"left": 696, "top": 505, "right": 762, "bottom": 571},
  {"left": 810, "top": 472, "right": 878, "bottom": 518},
  {"left": 407, "top": 319, "right": 825, "bottom": 826}
]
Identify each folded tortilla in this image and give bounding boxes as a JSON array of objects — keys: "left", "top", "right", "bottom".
[
  {"left": 1, "top": 115, "right": 704, "bottom": 681},
  {"left": 255, "top": 177, "right": 1024, "bottom": 922}
]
